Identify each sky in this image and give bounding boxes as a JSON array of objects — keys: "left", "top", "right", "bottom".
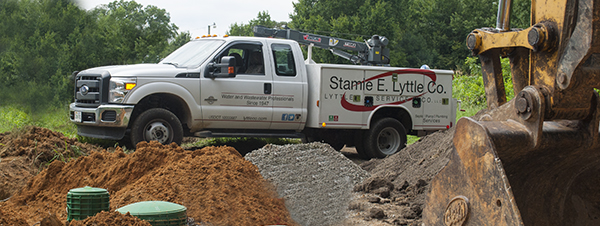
[{"left": 75, "top": 0, "right": 297, "bottom": 38}]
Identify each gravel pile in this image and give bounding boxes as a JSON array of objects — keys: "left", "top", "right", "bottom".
[{"left": 245, "top": 142, "right": 370, "bottom": 226}]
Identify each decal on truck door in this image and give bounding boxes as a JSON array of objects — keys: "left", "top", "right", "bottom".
[{"left": 338, "top": 69, "right": 443, "bottom": 112}]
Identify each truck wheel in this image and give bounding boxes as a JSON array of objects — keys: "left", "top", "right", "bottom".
[
  {"left": 130, "top": 108, "right": 183, "bottom": 148},
  {"left": 363, "top": 118, "right": 406, "bottom": 158}
]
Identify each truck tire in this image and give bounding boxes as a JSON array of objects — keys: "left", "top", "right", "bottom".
[
  {"left": 363, "top": 118, "right": 407, "bottom": 158},
  {"left": 130, "top": 108, "right": 183, "bottom": 148}
]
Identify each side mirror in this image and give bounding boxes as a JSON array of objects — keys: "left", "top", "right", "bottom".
[{"left": 205, "top": 56, "right": 237, "bottom": 78}]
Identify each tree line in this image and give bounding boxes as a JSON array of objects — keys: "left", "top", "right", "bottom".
[
  {"left": 0, "top": 0, "right": 531, "bottom": 112},
  {"left": 229, "top": 0, "right": 530, "bottom": 71},
  {"left": 0, "top": 0, "right": 189, "bottom": 111}
]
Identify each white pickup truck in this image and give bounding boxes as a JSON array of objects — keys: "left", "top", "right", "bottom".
[{"left": 70, "top": 36, "right": 457, "bottom": 158}]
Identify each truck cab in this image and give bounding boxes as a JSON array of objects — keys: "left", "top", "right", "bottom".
[{"left": 70, "top": 37, "right": 308, "bottom": 146}]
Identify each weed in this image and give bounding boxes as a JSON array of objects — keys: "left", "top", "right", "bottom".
[
  {"left": 407, "top": 135, "right": 420, "bottom": 145},
  {"left": 50, "top": 149, "right": 66, "bottom": 163}
]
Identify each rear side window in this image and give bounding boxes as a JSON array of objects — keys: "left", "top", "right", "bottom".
[{"left": 271, "top": 44, "right": 296, "bottom": 76}]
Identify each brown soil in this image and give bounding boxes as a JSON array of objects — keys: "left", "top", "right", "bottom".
[
  {"left": 68, "top": 211, "right": 152, "bottom": 226},
  {"left": 346, "top": 128, "right": 455, "bottom": 225},
  {"left": 347, "top": 112, "right": 489, "bottom": 225},
  {"left": 0, "top": 126, "right": 102, "bottom": 201},
  {"left": 0, "top": 208, "right": 27, "bottom": 225},
  {"left": 0, "top": 157, "right": 36, "bottom": 200},
  {"left": 0, "top": 126, "right": 101, "bottom": 164},
  {"left": 0, "top": 121, "right": 475, "bottom": 226},
  {"left": 0, "top": 141, "right": 296, "bottom": 226}
]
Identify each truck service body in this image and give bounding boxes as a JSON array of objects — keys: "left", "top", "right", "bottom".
[{"left": 70, "top": 36, "right": 456, "bottom": 158}]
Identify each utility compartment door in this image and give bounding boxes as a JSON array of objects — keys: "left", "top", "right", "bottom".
[
  {"left": 320, "top": 68, "right": 365, "bottom": 128},
  {"left": 363, "top": 69, "right": 430, "bottom": 129},
  {"left": 200, "top": 42, "right": 273, "bottom": 129},
  {"left": 421, "top": 72, "right": 453, "bottom": 129}
]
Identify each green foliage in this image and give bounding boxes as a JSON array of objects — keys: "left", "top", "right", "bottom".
[
  {"left": 453, "top": 69, "right": 486, "bottom": 108},
  {"left": 0, "top": 105, "right": 32, "bottom": 131},
  {"left": 286, "top": 0, "right": 531, "bottom": 69},
  {"left": 90, "top": 0, "right": 179, "bottom": 64},
  {"left": 0, "top": 0, "right": 187, "bottom": 113},
  {"left": 227, "top": 11, "right": 287, "bottom": 36},
  {"left": 0, "top": 104, "right": 76, "bottom": 137},
  {"left": 453, "top": 56, "right": 514, "bottom": 109},
  {"left": 407, "top": 135, "right": 420, "bottom": 145}
]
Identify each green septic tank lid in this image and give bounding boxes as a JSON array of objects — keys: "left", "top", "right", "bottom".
[
  {"left": 116, "top": 201, "right": 186, "bottom": 216},
  {"left": 66, "top": 186, "right": 110, "bottom": 222},
  {"left": 68, "top": 186, "right": 108, "bottom": 194}
]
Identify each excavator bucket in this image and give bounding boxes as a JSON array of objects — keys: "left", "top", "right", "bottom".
[
  {"left": 424, "top": 100, "right": 600, "bottom": 225},
  {"left": 424, "top": 0, "right": 600, "bottom": 225}
]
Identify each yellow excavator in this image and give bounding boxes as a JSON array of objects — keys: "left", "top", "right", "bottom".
[{"left": 424, "top": 0, "right": 600, "bottom": 225}]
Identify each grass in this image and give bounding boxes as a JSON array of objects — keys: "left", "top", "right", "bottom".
[
  {"left": 0, "top": 104, "right": 77, "bottom": 137},
  {"left": 406, "top": 104, "right": 485, "bottom": 145},
  {"left": 1, "top": 102, "right": 486, "bottom": 150},
  {"left": 457, "top": 105, "right": 485, "bottom": 120}
]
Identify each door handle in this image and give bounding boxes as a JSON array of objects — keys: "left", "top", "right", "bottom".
[{"left": 264, "top": 83, "right": 272, "bottom": 94}]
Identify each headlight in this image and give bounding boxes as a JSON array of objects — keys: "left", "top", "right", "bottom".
[{"left": 109, "top": 77, "right": 137, "bottom": 103}]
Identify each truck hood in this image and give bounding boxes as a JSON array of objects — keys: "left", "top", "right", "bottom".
[{"left": 81, "top": 64, "right": 189, "bottom": 77}]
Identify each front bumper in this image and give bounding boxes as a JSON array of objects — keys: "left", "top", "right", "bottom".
[{"left": 69, "top": 103, "right": 134, "bottom": 140}]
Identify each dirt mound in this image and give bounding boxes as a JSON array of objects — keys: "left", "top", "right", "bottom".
[
  {"left": 345, "top": 128, "right": 455, "bottom": 225},
  {"left": 350, "top": 111, "right": 490, "bottom": 225},
  {"left": 0, "top": 141, "right": 296, "bottom": 226},
  {"left": 69, "top": 211, "right": 152, "bottom": 226},
  {"left": 0, "top": 157, "right": 36, "bottom": 200},
  {"left": 0, "top": 126, "right": 102, "bottom": 201},
  {"left": 0, "top": 208, "right": 27, "bottom": 225},
  {"left": 0, "top": 126, "right": 101, "bottom": 164}
]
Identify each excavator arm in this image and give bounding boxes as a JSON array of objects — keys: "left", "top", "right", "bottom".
[{"left": 424, "top": 0, "right": 600, "bottom": 225}]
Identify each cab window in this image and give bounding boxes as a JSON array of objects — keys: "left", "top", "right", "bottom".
[
  {"left": 271, "top": 44, "right": 296, "bottom": 76},
  {"left": 220, "top": 43, "right": 264, "bottom": 75}
]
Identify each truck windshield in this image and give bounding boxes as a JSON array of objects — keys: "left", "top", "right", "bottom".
[{"left": 160, "top": 40, "right": 225, "bottom": 68}]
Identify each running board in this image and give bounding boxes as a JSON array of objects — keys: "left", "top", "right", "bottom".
[{"left": 194, "top": 130, "right": 303, "bottom": 138}]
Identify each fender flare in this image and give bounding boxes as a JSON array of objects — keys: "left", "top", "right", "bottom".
[
  {"left": 123, "top": 82, "right": 200, "bottom": 126},
  {"left": 366, "top": 105, "right": 415, "bottom": 130}
]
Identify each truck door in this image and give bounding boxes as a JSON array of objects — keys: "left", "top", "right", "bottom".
[
  {"left": 268, "top": 42, "right": 306, "bottom": 130},
  {"left": 200, "top": 42, "right": 273, "bottom": 129}
]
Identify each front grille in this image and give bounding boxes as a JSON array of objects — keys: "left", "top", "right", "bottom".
[{"left": 74, "top": 72, "right": 110, "bottom": 108}]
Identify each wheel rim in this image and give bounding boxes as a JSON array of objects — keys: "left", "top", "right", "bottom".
[
  {"left": 144, "top": 120, "right": 171, "bottom": 144},
  {"left": 377, "top": 127, "right": 401, "bottom": 155}
]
